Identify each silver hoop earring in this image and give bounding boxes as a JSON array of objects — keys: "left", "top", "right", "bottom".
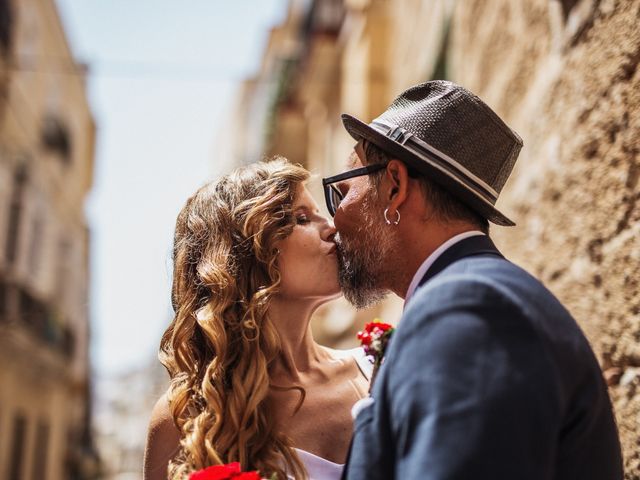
[{"left": 384, "top": 208, "right": 400, "bottom": 225}]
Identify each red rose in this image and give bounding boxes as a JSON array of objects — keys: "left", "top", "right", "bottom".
[
  {"left": 373, "top": 322, "right": 393, "bottom": 333},
  {"left": 357, "top": 331, "right": 372, "bottom": 346},
  {"left": 363, "top": 321, "right": 393, "bottom": 334},
  {"left": 189, "top": 463, "right": 261, "bottom": 480}
]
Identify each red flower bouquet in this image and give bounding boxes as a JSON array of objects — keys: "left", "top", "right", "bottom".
[
  {"left": 357, "top": 318, "right": 395, "bottom": 370},
  {"left": 189, "top": 462, "right": 262, "bottom": 480}
]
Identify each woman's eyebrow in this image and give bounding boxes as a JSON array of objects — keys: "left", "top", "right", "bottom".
[{"left": 294, "top": 204, "right": 321, "bottom": 217}]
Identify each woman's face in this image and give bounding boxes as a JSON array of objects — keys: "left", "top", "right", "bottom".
[{"left": 275, "top": 184, "right": 340, "bottom": 301}]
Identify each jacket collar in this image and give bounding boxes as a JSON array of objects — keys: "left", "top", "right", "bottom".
[{"left": 416, "top": 234, "right": 504, "bottom": 289}]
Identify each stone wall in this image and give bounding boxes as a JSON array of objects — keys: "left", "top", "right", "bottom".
[{"left": 449, "top": 0, "right": 639, "bottom": 476}]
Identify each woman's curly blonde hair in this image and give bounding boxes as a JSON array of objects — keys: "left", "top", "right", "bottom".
[{"left": 160, "top": 158, "right": 310, "bottom": 479}]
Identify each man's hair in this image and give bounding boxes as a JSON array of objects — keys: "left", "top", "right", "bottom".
[{"left": 364, "top": 141, "right": 490, "bottom": 234}]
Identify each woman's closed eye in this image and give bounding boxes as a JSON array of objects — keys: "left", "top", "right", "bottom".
[{"left": 295, "top": 213, "right": 310, "bottom": 225}]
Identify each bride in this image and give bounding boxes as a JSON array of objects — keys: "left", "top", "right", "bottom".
[{"left": 144, "top": 158, "right": 371, "bottom": 480}]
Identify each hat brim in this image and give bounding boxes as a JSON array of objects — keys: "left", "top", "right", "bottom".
[{"left": 342, "top": 113, "right": 516, "bottom": 227}]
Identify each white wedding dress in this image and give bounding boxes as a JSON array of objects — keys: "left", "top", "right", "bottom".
[{"left": 288, "top": 348, "right": 373, "bottom": 480}]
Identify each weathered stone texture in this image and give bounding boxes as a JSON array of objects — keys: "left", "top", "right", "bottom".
[{"left": 451, "top": 0, "right": 640, "bottom": 477}]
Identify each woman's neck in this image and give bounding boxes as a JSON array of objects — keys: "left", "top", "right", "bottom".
[{"left": 267, "top": 296, "right": 330, "bottom": 380}]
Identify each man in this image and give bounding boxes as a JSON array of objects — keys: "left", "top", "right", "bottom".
[{"left": 322, "top": 81, "right": 623, "bottom": 479}]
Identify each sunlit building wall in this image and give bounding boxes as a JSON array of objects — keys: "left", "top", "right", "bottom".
[{"left": 0, "top": 0, "right": 98, "bottom": 478}]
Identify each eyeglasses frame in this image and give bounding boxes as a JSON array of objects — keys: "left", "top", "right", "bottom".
[{"left": 321, "top": 163, "right": 388, "bottom": 217}]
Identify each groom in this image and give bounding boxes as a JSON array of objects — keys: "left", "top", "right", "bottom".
[{"left": 322, "top": 81, "right": 623, "bottom": 479}]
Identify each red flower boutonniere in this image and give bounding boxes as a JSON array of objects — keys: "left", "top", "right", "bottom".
[
  {"left": 357, "top": 318, "right": 395, "bottom": 370},
  {"left": 189, "top": 462, "right": 262, "bottom": 480}
]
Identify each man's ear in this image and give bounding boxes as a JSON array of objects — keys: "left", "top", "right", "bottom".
[{"left": 383, "top": 159, "right": 410, "bottom": 212}]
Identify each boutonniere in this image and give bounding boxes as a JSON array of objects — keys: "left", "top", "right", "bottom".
[
  {"left": 189, "top": 462, "right": 266, "bottom": 480},
  {"left": 357, "top": 318, "right": 395, "bottom": 373}
]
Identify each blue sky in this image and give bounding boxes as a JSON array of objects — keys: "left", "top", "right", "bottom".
[{"left": 55, "top": 0, "right": 287, "bottom": 374}]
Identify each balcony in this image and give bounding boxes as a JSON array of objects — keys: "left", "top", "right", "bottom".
[{"left": 0, "top": 279, "right": 75, "bottom": 360}]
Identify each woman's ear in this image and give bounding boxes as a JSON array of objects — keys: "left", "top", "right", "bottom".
[{"left": 383, "top": 159, "right": 410, "bottom": 213}]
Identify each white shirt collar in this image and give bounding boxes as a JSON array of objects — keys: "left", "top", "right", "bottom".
[{"left": 404, "top": 230, "right": 485, "bottom": 305}]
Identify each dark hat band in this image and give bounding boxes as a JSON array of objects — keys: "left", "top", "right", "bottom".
[{"left": 369, "top": 119, "right": 499, "bottom": 204}]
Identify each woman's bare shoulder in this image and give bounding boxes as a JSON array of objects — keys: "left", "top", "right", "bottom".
[
  {"left": 148, "top": 394, "right": 177, "bottom": 434},
  {"left": 144, "top": 393, "right": 181, "bottom": 480}
]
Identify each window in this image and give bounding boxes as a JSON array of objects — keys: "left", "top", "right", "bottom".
[
  {"left": 62, "top": 325, "right": 75, "bottom": 359},
  {"left": 559, "top": 0, "right": 581, "bottom": 21},
  {"left": 5, "top": 166, "right": 27, "bottom": 266},
  {"left": 8, "top": 413, "right": 27, "bottom": 480},
  {"left": 55, "top": 238, "right": 71, "bottom": 307},
  {"left": 27, "top": 211, "right": 44, "bottom": 276},
  {"left": 31, "top": 420, "right": 50, "bottom": 480},
  {"left": 0, "top": 0, "right": 12, "bottom": 53},
  {"left": 41, "top": 115, "right": 72, "bottom": 164},
  {"left": 0, "top": 279, "right": 6, "bottom": 320}
]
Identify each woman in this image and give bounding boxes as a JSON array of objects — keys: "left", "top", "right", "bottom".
[{"left": 144, "top": 158, "right": 371, "bottom": 480}]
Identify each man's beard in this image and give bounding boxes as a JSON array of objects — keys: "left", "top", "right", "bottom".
[{"left": 335, "top": 197, "right": 393, "bottom": 309}]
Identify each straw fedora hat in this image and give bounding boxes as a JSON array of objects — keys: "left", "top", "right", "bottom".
[{"left": 342, "top": 80, "right": 523, "bottom": 226}]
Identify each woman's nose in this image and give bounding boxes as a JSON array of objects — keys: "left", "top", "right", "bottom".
[{"left": 322, "top": 219, "right": 337, "bottom": 242}]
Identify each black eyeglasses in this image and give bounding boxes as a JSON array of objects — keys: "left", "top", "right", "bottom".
[{"left": 322, "top": 163, "right": 388, "bottom": 217}]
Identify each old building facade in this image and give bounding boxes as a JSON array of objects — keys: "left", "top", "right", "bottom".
[
  {"left": 0, "top": 0, "right": 98, "bottom": 478},
  {"left": 223, "top": 0, "right": 639, "bottom": 477}
]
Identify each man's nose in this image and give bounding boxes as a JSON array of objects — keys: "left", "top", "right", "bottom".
[{"left": 332, "top": 207, "right": 345, "bottom": 233}]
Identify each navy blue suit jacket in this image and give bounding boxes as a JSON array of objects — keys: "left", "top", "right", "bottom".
[{"left": 343, "top": 235, "right": 623, "bottom": 480}]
